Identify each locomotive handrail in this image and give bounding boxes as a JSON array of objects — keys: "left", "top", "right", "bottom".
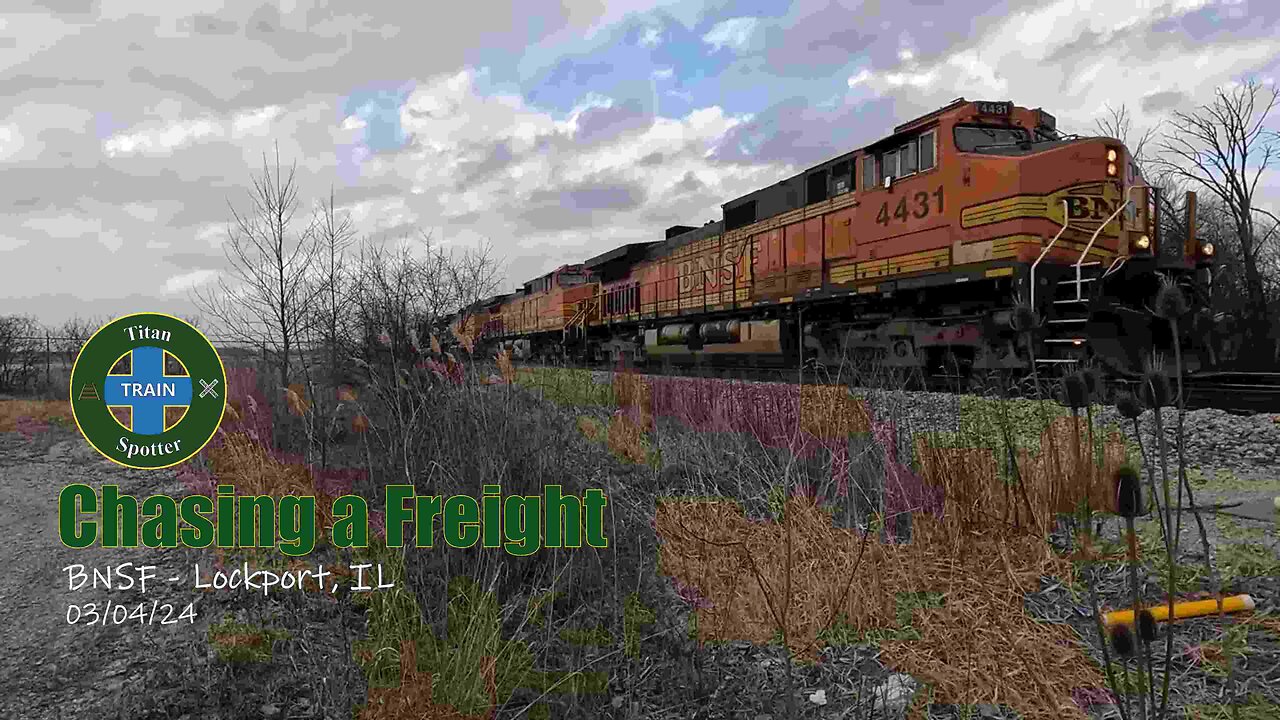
[
  {"left": 1073, "top": 184, "right": 1149, "bottom": 298},
  {"left": 1103, "top": 256, "right": 1128, "bottom": 279},
  {"left": 1030, "top": 200, "right": 1071, "bottom": 309}
]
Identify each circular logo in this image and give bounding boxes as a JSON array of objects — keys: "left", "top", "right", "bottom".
[{"left": 70, "top": 313, "right": 226, "bottom": 469}]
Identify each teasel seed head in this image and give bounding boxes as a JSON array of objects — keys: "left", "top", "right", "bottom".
[
  {"left": 1153, "top": 275, "right": 1190, "bottom": 320},
  {"left": 1011, "top": 304, "right": 1040, "bottom": 333},
  {"left": 1062, "top": 371, "right": 1090, "bottom": 409},
  {"left": 1083, "top": 365, "right": 1107, "bottom": 403},
  {"left": 1115, "top": 464, "right": 1142, "bottom": 518},
  {"left": 1137, "top": 610, "right": 1158, "bottom": 643},
  {"left": 1109, "top": 623, "right": 1135, "bottom": 657},
  {"left": 1138, "top": 356, "right": 1173, "bottom": 408},
  {"left": 1115, "top": 390, "right": 1144, "bottom": 420}
]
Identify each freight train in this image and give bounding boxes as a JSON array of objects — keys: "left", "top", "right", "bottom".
[{"left": 451, "top": 97, "right": 1218, "bottom": 380}]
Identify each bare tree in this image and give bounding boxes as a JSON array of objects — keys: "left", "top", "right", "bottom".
[
  {"left": 355, "top": 238, "right": 430, "bottom": 360},
  {"left": 196, "top": 144, "right": 320, "bottom": 389},
  {"left": 352, "top": 231, "right": 503, "bottom": 360},
  {"left": 0, "top": 315, "right": 43, "bottom": 393},
  {"left": 58, "top": 315, "right": 105, "bottom": 366},
  {"left": 445, "top": 238, "right": 503, "bottom": 314},
  {"left": 310, "top": 188, "right": 358, "bottom": 382},
  {"left": 1152, "top": 80, "right": 1280, "bottom": 359},
  {"left": 1095, "top": 102, "right": 1159, "bottom": 172}
]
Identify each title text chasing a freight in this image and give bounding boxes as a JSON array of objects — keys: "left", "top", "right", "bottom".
[{"left": 58, "top": 483, "right": 608, "bottom": 557}]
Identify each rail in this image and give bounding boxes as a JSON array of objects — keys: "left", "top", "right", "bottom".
[{"left": 1030, "top": 200, "right": 1071, "bottom": 309}]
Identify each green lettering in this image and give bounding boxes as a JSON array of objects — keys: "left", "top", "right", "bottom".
[
  {"left": 443, "top": 495, "right": 480, "bottom": 548},
  {"left": 58, "top": 484, "right": 96, "bottom": 549}
]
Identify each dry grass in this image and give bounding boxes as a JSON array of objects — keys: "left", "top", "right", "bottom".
[
  {"left": 0, "top": 399, "right": 73, "bottom": 431},
  {"left": 654, "top": 496, "right": 1105, "bottom": 720},
  {"left": 357, "top": 640, "right": 493, "bottom": 720},
  {"left": 915, "top": 415, "right": 1129, "bottom": 537}
]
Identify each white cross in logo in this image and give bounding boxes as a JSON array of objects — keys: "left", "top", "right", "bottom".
[{"left": 199, "top": 378, "right": 220, "bottom": 399}]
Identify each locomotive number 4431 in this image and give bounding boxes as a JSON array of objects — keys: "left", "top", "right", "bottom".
[{"left": 876, "top": 186, "right": 944, "bottom": 226}]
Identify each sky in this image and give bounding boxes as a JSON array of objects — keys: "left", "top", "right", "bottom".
[{"left": 2, "top": 0, "right": 1279, "bottom": 330}]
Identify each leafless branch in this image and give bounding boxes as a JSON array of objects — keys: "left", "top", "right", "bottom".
[{"left": 194, "top": 142, "right": 322, "bottom": 389}]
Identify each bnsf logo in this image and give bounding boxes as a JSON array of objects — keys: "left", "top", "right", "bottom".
[
  {"left": 677, "top": 245, "right": 746, "bottom": 293},
  {"left": 1065, "top": 195, "right": 1119, "bottom": 222}
]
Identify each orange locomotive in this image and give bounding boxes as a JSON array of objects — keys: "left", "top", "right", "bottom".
[{"left": 456, "top": 98, "right": 1216, "bottom": 378}]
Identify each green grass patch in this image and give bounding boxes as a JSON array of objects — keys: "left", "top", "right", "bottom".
[
  {"left": 818, "top": 591, "right": 946, "bottom": 647},
  {"left": 1218, "top": 543, "right": 1280, "bottom": 587},
  {"left": 1216, "top": 514, "right": 1268, "bottom": 542},
  {"left": 1196, "top": 469, "right": 1280, "bottom": 494},
  {"left": 514, "top": 368, "right": 615, "bottom": 408},
  {"left": 208, "top": 617, "right": 291, "bottom": 663},
  {"left": 559, "top": 625, "right": 614, "bottom": 646},
  {"left": 526, "top": 590, "right": 563, "bottom": 628},
  {"left": 353, "top": 547, "right": 608, "bottom": 715},
  {"left": 1103, "top": 663, "right": 1150, "bottom": 696},
  {"left": 1186, "top": 693, "right": 1280, "bottom": 719},
  {"left": 623, "top": 592, "right": 656, "bottom": 659},
  {"left": 923, "top": 396, "right": 1137, "bottom": 484}
]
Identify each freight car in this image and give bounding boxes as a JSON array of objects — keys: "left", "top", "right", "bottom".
[{"left": 453, "top": 97, "right": 1217, "bottom": 380}]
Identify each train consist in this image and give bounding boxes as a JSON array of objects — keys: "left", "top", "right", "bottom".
[{"left": 452, "top": 98, "right": 1218, "bottom": 380}]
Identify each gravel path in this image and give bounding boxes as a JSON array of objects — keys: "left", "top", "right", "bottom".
[{"left": 0, "top": 433, "right": 202, "bottom": 720}]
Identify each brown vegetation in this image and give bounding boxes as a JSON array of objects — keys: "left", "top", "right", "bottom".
[{"left": 654, "top": 496, "right": 1104, "bottom": 720}]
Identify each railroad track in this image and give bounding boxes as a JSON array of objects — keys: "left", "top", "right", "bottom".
[
  {"left": 1172, "top": 372, "right": 1280, "bottom": 415},
  {"left": 472, "top": 356, "right": 1280, "bottom": 415}
]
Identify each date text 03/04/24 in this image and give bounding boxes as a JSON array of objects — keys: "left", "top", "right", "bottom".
[{"left": 66, "top": 600, "right": 197, "bottom": 627}]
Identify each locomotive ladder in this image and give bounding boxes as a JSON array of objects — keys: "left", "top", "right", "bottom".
[
  {"left": 563, "top": 296, "right": 597, "bottom": 343},
  {"left": 1033, "top": 188, "right": 1141, "bottom": 366}
]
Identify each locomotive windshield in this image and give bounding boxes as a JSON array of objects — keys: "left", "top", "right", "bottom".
[
  {"left": 954, "top": 125, "right": 1032, "bottom": 152},
  {"left": 558, "top": 271, "right": 587, "bottom": 286}
]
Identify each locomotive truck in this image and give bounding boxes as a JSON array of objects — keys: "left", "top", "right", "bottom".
[{"left": 452, "top": 97, "right": 1217, "bottom": 380}]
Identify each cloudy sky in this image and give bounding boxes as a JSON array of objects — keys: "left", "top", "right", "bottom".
[{"left": 3, "top": 0, "right": 1278, "bottom": 330}]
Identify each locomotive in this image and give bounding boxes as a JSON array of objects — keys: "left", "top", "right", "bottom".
[{"left": 453, "top": 97, "right": 1217, "bottom": 380}]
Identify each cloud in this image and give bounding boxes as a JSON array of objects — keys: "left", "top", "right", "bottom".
[
  {"left": 701, "top": 17, "right": 760, "bottom": 53},
  {"left": 162, "top": 269, "right": 219, "bottom": 295},
  {"left": 844, "top": 0, "right": 1280, "bottom": 131},
  {"left": 639, "top": 25, "right": 663, "bottom": 48},
  {"left": 22, "top": 214, "right": 124, "bottom": 252},
  {"left": 0, "top": 124, "right": 21, "bottom": 161},
  {"left": 101, "top": 104, "right": 291, "bottom": 157},
  {"left": 5, "top": 0, "right": 1279, "bottom": 326}
]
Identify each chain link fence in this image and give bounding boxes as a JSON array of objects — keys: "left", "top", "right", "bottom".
[{"left": 0, "top": 332, "right": 334, "bottom": 396}]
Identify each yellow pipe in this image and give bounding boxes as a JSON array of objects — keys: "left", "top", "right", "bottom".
[{"left": 1104, "top": 594, "right": 1255, "bottom": 627}]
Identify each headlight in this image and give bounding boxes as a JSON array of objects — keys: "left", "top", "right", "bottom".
[
  {"left": 1201, "top": 242, "right": 1214, "bottom": 257},
  {"left": 1107, "top": 149, "right": 1118, "bottom": 162},
  {"left": 1107, "top": 163, "right": 1117, "bottom": 176},
  {"left": 1135, "top": 235, "right": 1151, "bottom": 250}
]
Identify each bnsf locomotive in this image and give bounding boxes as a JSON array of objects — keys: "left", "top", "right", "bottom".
[{"left": 453, "top": 98, "right": 1217, "bottom": 380}]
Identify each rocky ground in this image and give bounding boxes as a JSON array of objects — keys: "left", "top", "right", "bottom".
[{"left": 0, "top": 429, "right": 366, "bottom": 720}]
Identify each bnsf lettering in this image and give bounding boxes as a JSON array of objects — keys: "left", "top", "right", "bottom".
[
  {"left": 1066, "top": 196, "right": 1118, "bottom": 221},
  {"left": 677, "top": 245, "right": 747, "bottom": 293}
]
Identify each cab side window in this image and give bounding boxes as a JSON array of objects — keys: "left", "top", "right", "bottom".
[
  {"left": 918, "top": 130, "right": 936, "bottom": 171},
  {"left": 866, "top": 130, "right": 938, "bottom": 187}
]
